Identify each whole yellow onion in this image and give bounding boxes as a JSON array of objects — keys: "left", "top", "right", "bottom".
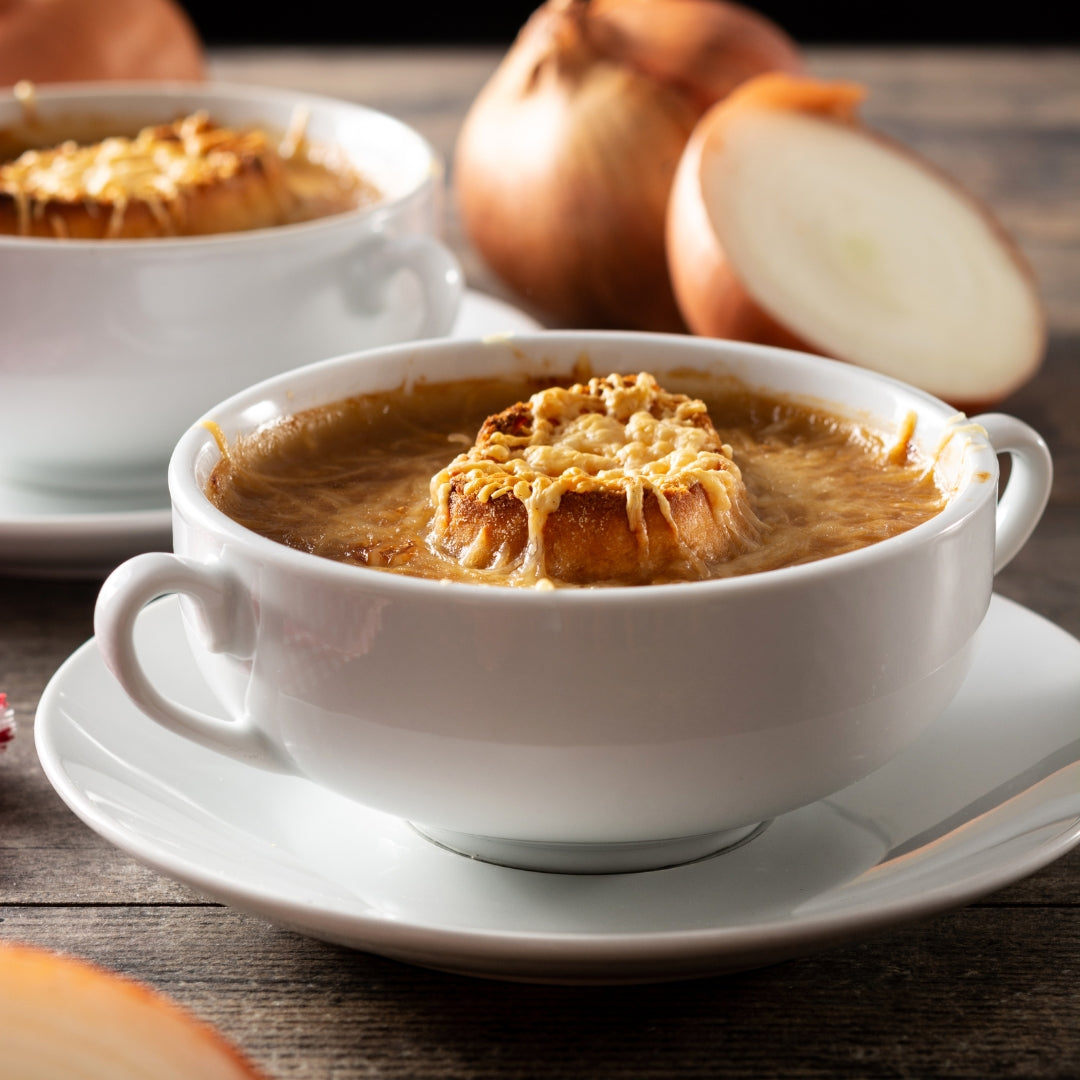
[
  {"left": 0, "top": 0, "right": 205, "bottom": 85},
  {"left": 454, "top": 0, "right": 803, "bottom": 330}
]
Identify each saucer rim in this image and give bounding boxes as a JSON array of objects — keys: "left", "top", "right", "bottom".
[{"left": 33, "top": 593, "right": 1080, "bottom": 982}]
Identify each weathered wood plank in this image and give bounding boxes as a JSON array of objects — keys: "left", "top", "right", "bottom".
[{"left": 1, "top": 905, "right": 1078, "bottom": 1078}]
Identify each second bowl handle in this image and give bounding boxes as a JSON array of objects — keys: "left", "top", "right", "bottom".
[{"left": 351, "top": 232, "right": 464, "bottom": 340}]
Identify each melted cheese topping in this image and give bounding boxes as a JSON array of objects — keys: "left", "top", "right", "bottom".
[
  {"left": 430, "top": 372, "right": 762, "bottom": 582},
  {"left": 0, "top": 110, "right": 372, "bottom": 238}
]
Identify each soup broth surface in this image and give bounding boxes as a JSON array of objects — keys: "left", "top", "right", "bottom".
[{"left": 205, "top": 372, "right": 947, "bottom": 588}]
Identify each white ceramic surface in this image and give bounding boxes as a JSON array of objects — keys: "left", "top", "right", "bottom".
[
  {"left": 0, "top": 291, "right": 541, "bottom": 578},
  {"left": 0, "top": 80, "right": 464, "bottom": 495},
  {"left": 36, "top": 593, "right": 1080, "bottom": 984},
  {"left": 0, "top": 482, "right": 170, "bottom": 579},
  {"left": 92, "top": 333, "right": 1053, "bottom": 870}
]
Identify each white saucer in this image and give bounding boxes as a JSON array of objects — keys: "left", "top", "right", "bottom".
[
  {"left": 35, "top": 593, "right": 1080, "bottom": 984},
  {"left": 0, "top": 484, "right": 173, "bottom": 580},
  {"left": 449, "top": 288, "right": 542, "bottom": 339},
  {"left": 0, "top": 290, "right": 541, "bottom": 579}
]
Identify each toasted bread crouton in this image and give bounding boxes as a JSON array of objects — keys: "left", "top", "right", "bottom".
[{"left": 430, "top": 372, "right": 763, "bottom": 585}]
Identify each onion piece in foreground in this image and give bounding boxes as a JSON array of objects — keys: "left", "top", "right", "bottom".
[{"left": 0, "top": 941, "right": 271, "bottom": 1080}]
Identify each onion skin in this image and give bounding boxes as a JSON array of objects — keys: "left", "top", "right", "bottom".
[
  {"left": 587, "top": 0, "right": 804, "bottom": 108},
  {"left": 454, "top": 0, "right": 803, "bottom": 331},
  {"left": 0, "top": 0, "right": 206, "bottom": 86},
  {"left": 667, "top": 73, "right": 1046, "bottom": 413}
]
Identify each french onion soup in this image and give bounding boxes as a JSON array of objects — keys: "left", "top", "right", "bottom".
[
  {"left": 204, "top": 368, "right": 948, "bottom": 588},
  {"left": 0, "top": 108, "right": 380, "bottom": 239}
]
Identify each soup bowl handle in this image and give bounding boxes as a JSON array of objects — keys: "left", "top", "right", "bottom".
[
  {"left": 94, "top": 552, "right": 294, "bottom": 773},
  {"left": 974, "top": 413, "right": 1054, "bottom": 574},
  {"left": 348, "top": 232, "right": 464, "bottom": 340}
]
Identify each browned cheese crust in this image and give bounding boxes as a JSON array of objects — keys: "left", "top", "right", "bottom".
[
  {"left": 0, "top": 110, "right": 375, "bottom": 239},
  {"left": 429, "top": 372, "right": 764, "bottom": 585}
]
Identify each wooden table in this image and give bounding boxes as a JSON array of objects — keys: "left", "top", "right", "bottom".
[{"left": 2, "top": 46, "right": 1078, "bottom": 1077}]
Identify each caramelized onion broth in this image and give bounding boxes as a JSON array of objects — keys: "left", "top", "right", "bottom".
[{"left": 205, "top": 374, "right": 947, "bottom": 587}]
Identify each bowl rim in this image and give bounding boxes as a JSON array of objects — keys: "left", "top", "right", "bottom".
[
  {"left": 170, "top": 331, "right": 1000, "bottom": 605},
  {"left": 0, "top": 79, "right": 444, "bottom": 251}
]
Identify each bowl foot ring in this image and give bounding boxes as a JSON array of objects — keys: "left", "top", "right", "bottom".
[{"left": 409, "top": 821, "right": 770, "bottom": 874}]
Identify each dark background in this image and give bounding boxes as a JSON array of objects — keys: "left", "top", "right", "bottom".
[{"left": 175, "top": 1, "right": 1077, "bottom": 47}]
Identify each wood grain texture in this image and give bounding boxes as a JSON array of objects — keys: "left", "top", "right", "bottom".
[
  {"left": 0, "top": 45, "right": 1077, "bottom": 1078},
  {"left": 1, "top": 905, "right": 1078, "bottom": 1078}
]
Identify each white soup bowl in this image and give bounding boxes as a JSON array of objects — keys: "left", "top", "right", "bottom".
[
  {"left": 0, "top": 81, "right": 462, "bottom": 494},
  {"left": 94, "top": 333, "right": 1052, "bottom": 873}
]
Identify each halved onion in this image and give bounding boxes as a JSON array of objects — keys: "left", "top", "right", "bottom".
[
  {"left": 666, "top": 74, "right": 1046, "bottom": 411},
  {"left": 0, "top": 941, "right": 269, "bottom": 1080}
]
